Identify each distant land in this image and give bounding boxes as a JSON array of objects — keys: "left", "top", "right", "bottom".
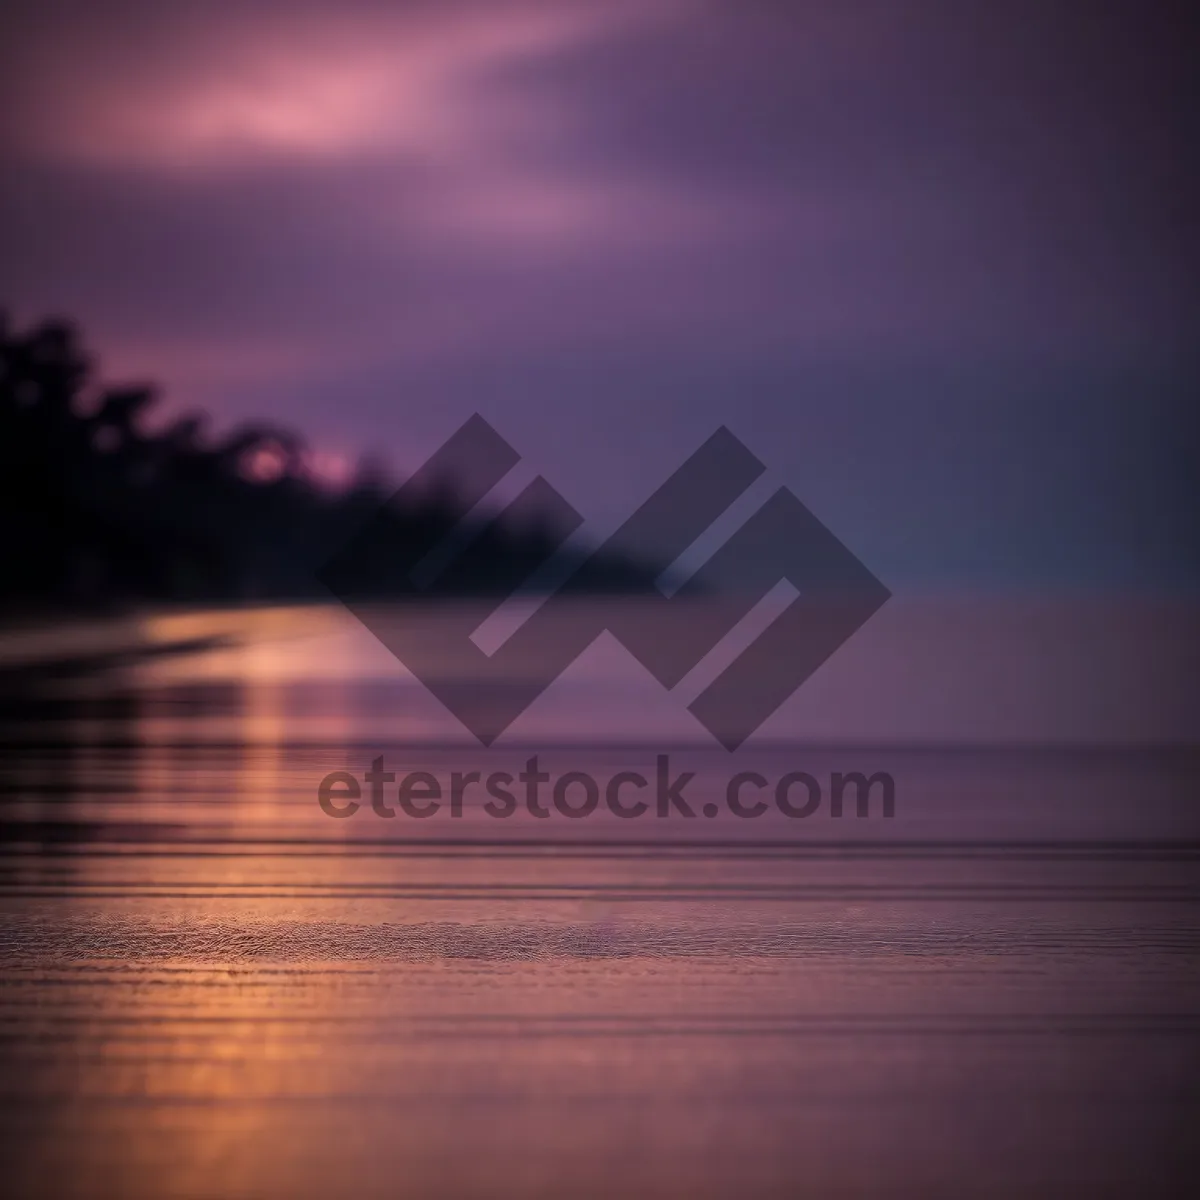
[{"left": 0, "top": 311, "right": 663, "bottom": 613}]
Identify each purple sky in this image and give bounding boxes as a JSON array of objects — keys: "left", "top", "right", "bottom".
[{"left": 2, "top": 0, "right": 1196, "bottom": 588}]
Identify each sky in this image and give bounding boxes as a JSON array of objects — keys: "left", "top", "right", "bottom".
[{"left": 1, "top": 0, "right": 1196, "bottom": 590}]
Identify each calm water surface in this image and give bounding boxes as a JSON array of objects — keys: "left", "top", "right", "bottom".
[{"left": 0, "top": 609, "right": 1197, "bottom": 1198}]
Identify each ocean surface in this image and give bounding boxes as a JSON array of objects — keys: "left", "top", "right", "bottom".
[{"left": 0, "top": 605, "right": 1197, "bottom": 1198}]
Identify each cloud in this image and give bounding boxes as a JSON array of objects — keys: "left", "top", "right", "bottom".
[
  {"left": 0, "top": 2, "right": 1194, "bottom": 409},
  {"left": 5, "top": 4, "right": 620, "bottom": 164},
  {"left": 1, "top": 0, "right": 707, "bottom": 247},
  {"left": 1, "top": 1, "right": 1195, "bottom": 587}
]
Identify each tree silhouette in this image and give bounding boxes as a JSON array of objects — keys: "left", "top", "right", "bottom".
[{"left": 0, "top": 310, "right": 663, "bottom": 613}]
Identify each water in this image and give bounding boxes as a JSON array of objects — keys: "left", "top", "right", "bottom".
[{"left": 0, "top": 607, "right": 1197, "bottom": 1197}]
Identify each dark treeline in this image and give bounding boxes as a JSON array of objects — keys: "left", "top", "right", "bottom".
[{"left": 0, "top": 312, "right": 659, "bottom": 612}]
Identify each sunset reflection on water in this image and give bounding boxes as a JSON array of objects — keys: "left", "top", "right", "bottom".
[{"left": 0, "top": 608, "right": 1197, "bottom": 1197}]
